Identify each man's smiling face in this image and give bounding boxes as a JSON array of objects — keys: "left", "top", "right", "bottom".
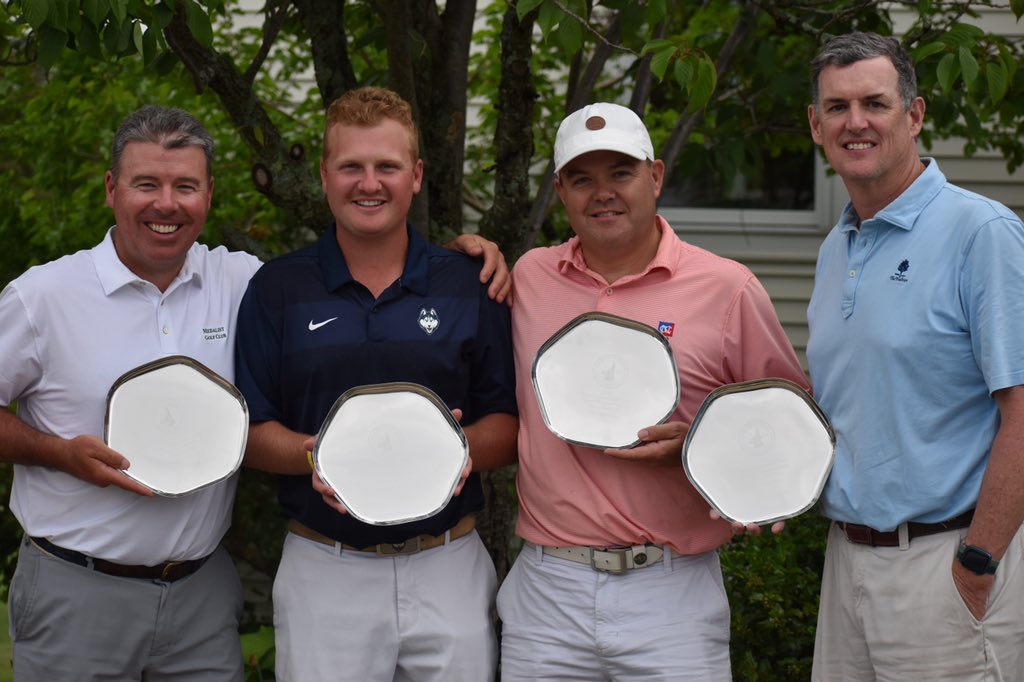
[
  {"left": 105, "top": 141, "right": 213, "bottom": 291},
  {"left": 809, "top": 56, "right": 924, "bottom": 203},
  {"left": 555, "top": 149, "right": 664, "bottom": 258},
  {"left": 320, "top": 118, "right": 422, "bottom": 243}
]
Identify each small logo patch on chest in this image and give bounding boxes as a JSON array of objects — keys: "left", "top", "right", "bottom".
[
  {"left": 418, "top": 308, "right": 440, "bottom": 335},
  {"left": 889, "top": 259, "right": 910, "bottom": 283}
]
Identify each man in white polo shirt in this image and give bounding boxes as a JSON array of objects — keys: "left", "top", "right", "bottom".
[{"left": 0, "top": 105, "right": 261, "bottom": 680}]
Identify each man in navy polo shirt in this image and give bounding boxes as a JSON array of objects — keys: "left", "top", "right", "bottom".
[{"left": 234, "top": 87, "right": 518, "bottom": 681}]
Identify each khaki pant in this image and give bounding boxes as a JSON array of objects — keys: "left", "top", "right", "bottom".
[{"left": 813, "top": 521, "right": 1024, "bottom": 682}]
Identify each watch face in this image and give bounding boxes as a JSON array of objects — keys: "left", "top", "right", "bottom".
[{"left": 959, "top": 545, "right": 995, "bottom": 575}]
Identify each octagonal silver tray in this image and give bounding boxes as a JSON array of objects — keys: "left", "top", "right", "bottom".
[
  {"left": 312, "top": 382, "right": 468, "bottom": 526},
  {"left": 104, "top": 356, "right": 248, "bottom": 497},
  {"left": 682, "top": 378, "right": 835, "bottom": 525},
  {"left": 532, "top": 311, "right": 679, "bottom": 449}
]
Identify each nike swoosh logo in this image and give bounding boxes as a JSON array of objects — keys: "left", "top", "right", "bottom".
[{"left": 308, "top": 317, "right": 338, "bottom": 331}]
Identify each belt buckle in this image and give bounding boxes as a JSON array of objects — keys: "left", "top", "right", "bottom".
[
  {"left": 376, "top": 536, "right": 422, "bottom": 556},
  {"left": 590, "top": 547, "right": 629, "bottom": 574},
  {"left": 160, "top": 560, "right": 182, "bottom": 580}
]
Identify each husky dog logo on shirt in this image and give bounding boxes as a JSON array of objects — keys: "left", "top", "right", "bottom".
[{"left": 418, "top": 308, "right": 440, "bottom": 335}]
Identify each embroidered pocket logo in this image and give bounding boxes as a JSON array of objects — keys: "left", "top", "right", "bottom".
[{"left": 418, "top": 308, "right": 440, "bottom": 335}]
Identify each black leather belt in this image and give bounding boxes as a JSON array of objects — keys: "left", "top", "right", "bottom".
[
  {"left": 837, "top": 509, "right": 974, "bottom": 547},
  {"left": 29, "top": 536, "right": 210, "bottom": 582}
]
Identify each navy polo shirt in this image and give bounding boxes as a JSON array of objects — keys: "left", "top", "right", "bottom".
[{"left": 234, "top": 224, "right": 516, "bottom": 546}]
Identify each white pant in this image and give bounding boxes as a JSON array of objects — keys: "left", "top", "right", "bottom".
[
  {"left": 273, "top": 529, "right": 497, "bottom": 682},
  {"left": 497, "top": 543, "right": 732, "bottom": 681},
  {"left": 813, "top": 522, "right": 1024, "bottom": 681}
]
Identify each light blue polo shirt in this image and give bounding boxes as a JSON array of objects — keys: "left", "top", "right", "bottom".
[{"left": 807, "top": 160, "right": 1024, "bottom": 530}]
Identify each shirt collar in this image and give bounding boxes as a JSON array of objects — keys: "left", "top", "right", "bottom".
[
  {"left": 317, "top": 222, "right": 431, "bottom": 295},
  {"left": 838, "top": 158, "right": 945, "bottom": 234},
  {"left": 93, "top": 226, "right": 201, "bottom": 295},
  {"left": 556, "top": 215, "right": 675, "bottom": 282}
]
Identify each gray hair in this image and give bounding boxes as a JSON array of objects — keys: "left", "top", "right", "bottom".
[
  {"left": 110, "top": 105, "right": 214, "bottom": 180},
  {"left": 810, "top": 32, "right": 918, "bottom": 111}
]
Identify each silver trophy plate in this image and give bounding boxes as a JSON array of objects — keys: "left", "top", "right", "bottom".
[
  {"left": 313, "top": 383, "right": 468, "bottom": 526},
  {"left": 104, "top": 356, "right": 248, "bottom": 496},
  {"left": 683, "top": 378, "right": 835, "bottom": 525},
  {"left": 532, "top": 312, "right": 679, "bottom": 449}
]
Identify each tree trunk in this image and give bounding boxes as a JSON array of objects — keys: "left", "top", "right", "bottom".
[{"left": 479, "top": 2, "right": 538, "bottom": 263}]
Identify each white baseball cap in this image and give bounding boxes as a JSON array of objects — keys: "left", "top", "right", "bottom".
[{"left": 553, "top": 103, "right": 655, "bottom": 174}]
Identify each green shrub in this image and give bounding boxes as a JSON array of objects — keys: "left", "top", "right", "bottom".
[{"left": 721, "top": 511, "right": 829, "bottom": 681}]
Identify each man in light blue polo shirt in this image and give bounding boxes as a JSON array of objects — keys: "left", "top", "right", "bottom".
[{"left": 806, "top": 32, "right": 1024, "bottom": 680}]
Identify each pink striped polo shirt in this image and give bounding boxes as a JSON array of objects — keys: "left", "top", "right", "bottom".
[{"left": 511, "top": 216, "right": 809, "bottom": 554}]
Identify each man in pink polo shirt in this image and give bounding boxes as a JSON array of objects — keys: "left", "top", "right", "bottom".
[{"left": 496, "top": 103, "right": 809, "bottom": 680}]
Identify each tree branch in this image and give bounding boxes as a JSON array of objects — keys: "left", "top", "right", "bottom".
[
  {"left": 292, "top": 0, "right": 357, "bottom": 108},
  {"left": 660, "top": 3, "right": 755, "bottom": 186},
  {"left": 163, "top": 0, "right": 327, "bottom": 237},
  {"left": 242, "top": 0, "right": 289, "bottom": 86}
]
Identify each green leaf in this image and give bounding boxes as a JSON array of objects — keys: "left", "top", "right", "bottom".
[
  {"left": 23, "top": 0, "right": 50, "bottom": 31},
  {"left": 515, "top": 0, "right": 545, "bottom": 21},
  {"left": 1012, "top": 0, "right": 1024, "bottom": 20},
  {"left": 673, "top": 57, "right": 694, "bottom": 89},
  {"left": 957, "top": 46, "right": 979, "bottom": 88},
  {"left": 64, "top": 0, "right": 81, "bottom": 33},
  {"left": 132, "top": 20, "right": 144, "bottom": 56},
  {"left": 152, "top": 2, "right": 174, "bottom": 30},
  {"left": 910, "top": 41, "right": 946, "bottom": 62},
  {"left": 941, "top": 23, "right": 984, "bottom": 48},
  {"left": 77, "top": 20, "right": 102, "bottom": 58},
  {"left": 37, "top": 25, "right": 67, "bottom": 68},
  {"left": 641, "top": 38, "right": 675, "bottom": 56},
  {"left": 46, "top": 0, "right": 67, "bottom": 31},
  {"left": 936, "top": 52, "right": 958, "bottom": 94},
  {"left": 646, "top": 0, "right": 668, "bottom": 26},
  {"left": 109, "top": 0, "right": 129, "bottom": 25},
  {"left": 998, "top": 44, "right": 1018, "bottom": 82},
  {"left": 153, "top": 49, "right": 179, "bottom": 75},
  {"left": 689, "top": 57, "right": 717, "bottom": 111},
  {"left": 536, "top": 0, "right": 561, "bottom": 36},
  {"left": 141, "top": 23, "right": 158, "bottom": 64},
  {"left": 184, "top": 0, "right": 214, "bottom": 48},
  {"left": 648, "top": 45, "right": 676, "bottom": 82},
  {"left": 102, "top": 18, "right": 122, "bottom": 52},
  {"left": 82, "top": 0, "right": 107, "bottom": 28},
  {"left": 554, "top": 16, "right": 583, "bottom": 56},
  {"left": 986, "top": 59, "right": 1008, "bottom": 105}
]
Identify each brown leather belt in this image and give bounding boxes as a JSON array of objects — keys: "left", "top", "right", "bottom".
[
  {"left": 29, "top": 536, "right": 210, "bottom": 582},
  {"left": 837, "top": 509, "right": 974, "bottom": 547},
  {"left": 288, "top": 515, "right": 475, "bottom": 556}
]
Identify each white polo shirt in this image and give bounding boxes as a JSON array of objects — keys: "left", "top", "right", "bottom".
[{"left": 0, "top": 228, "right": 261, "bottom": 563}]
